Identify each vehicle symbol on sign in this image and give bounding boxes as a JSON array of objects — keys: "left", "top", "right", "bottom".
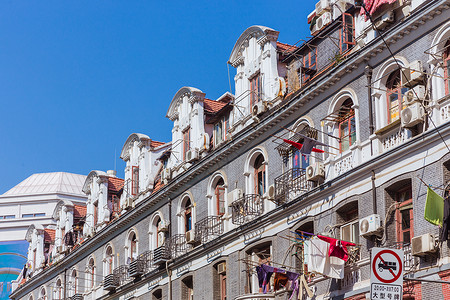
[{"left": 378, "top": 261, "right": 397, "bottom": 272}]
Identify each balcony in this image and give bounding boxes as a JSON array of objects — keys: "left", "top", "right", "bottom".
[
  {"left": 345, "top": 247, "right": 360, "bottom": 266},
  {"left": 274, "top": 168, "right": 313, "bottom": 205},
  {"left": 113, "top": 265, "right": 132, "bottom": 287},
  {"left": 129, "top": 250, "right": 153, "bottom": 277},
  {"left": 168, "top": 234, "right": 191, "bottom": 259},
  {"left": 194, "top": 216, "right": 224, "bottom": 244},
  {"left": 231, "top": 194, "right": 264, "bottom": 225},
  {"left": 153, "top": 244, "right": 170, "bottom": 265},
  {"left": 68, "top": 294, "right": 83, "bottom": 300}
]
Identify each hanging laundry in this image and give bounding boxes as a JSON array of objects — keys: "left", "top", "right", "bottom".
[
  {"left": 317, "top": 235, "right": 356, "bottom": 262},
  {"left": 307, "top": 236, "right": 345, "bottom": 279},
  {"left": 360, "top": 0, "right": 397, "bottom": 20},
  {"left": 441, "top": 196, "right": 450, "bottom": 241},
  {"left": 274, "top": 272, "right": 289, "bottom": 291},
  {"left": 424, "top": 186, "right": 444, "bottom": 226},
  {"left": 324, "top": 256, "right": 345, "bottom": 279},
  {"left": 286, "top": 271, "right": 300, "bottom": 300},
  {"left": 298, "top": 274, "right": 314, "bottom": 300},
  {"left": 256, "top": 265, "right": 273, "bottom": 294}
]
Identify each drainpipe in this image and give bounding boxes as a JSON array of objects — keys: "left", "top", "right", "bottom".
[
  {"left": 371, "top": 170, "right": 377, "bottom": 215},
  {"left": 168, "top": 197, "right": 172, "bottom": 300},
  {"left": 63, "top": 268, "right": 67, "bottom": 300}
]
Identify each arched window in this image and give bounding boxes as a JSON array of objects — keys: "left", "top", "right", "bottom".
[
  {"left": 184, "top": 198, "right": 193, "bottom": 232},
  {"left": 155, "top": 217, "right": 165, "bottom": 248},
  {"left": 254, "top": 155, "right": 266, "bottom": 196},
  {"left": 39, "top": 287, "right": 46, "bottom": 300},
  {"left": 245, "top": 241, "right": 272, "bottom": 294},
  {"left": 54, "top": 279, "right": 62, "bottom": 300},
  {"left": 214, "top": 178, "right": 226, "bottom": 216},
  {"left": 104, "top": 245, "right": 114, "bottom": 276},
  {"left": 87, "top": 258, "right": 95, "bottom": 289},
  {"left": 337, "top": 98, "right": 356, "bottom": 152},
  {"left": 444, "top": 39, "right": 450, "bottom": 95},
  {"left": 386, "top": 69, "right": 408, "bottom": 124},
  {"left": 127, "top": 231, "right": 138, "bottom": 262},
  {"left": 69, "top": 269, "right": 77, "bottom": 297}
]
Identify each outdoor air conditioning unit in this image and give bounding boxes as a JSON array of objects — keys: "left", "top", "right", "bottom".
[
  {"left": 306, "top": 162, "right": 325, "bottom": 182},
  {"left": 333, "top": 0, "right": 353, "bottom": 19},
  {"left": 186, "top": 230, "right": 196, "bottom": 244},
  {"left": 311, "top": 22, "right": 321, "bottom": 36},
  {"left": 162, "top": 168, "right": 172, "bottom": 182},
  {"left": 227, "top": 188, "right": 243, "bottom": 203},
  {"left": 252, "top": 101, "right": 267, "bottom": 117},
  {"left": 158, "top": 220, "right": 170, "bottom": 232},
  {"left": 403, "top": 85, "right": 426, "bottom": 106},
  {"left": 315, "top": 0, "right": 331, "bottom": 16},
  {"left": 402, "top": 60, "right": 425, "bottom": 87},
  {"left": 411, "top": 233, "right": 437, "bottom": 256},
  {"left": 122, "top": 197, "right": 133, "bottom": 210},
  {"left": 316, "top": 12, "right": 332, "bottom": 31},
  {"left": 153, "top": 245, "right": 169, "bottom": 265},
  {"left": 266, "top": 185, "right": 275, "bottom": 201},
  {"left": 103, "top": 273, "right": 116, "bottom": 291},
  {"left": 217, "top": 262, "right": 227, "bottom": 274},
  {"left": 401, "top": 102, "right": 425, "bottom": 128},
  {"left": 359, "top": 214, "right": 381, "bottom": 237},
  {"left": 374, "top": 11, "right": 394, "bottom": 30},
  {"left": 129, "top": 259, "right": 144, "bottom": 278},
  {"left": 186, "top": 148, "right": 199, "bottom": 162}
]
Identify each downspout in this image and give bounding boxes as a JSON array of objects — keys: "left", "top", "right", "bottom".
[
  {"left": 167, "top": 197, "right": 172, "bottom": 300},
  {"left": 365, "top": 65, "right": 378, "bottom": 215}
]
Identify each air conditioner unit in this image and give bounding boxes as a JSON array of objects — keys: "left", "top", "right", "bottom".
[
  {"left": 359, "top": 214, "right": 381, "bottom": 236},
  {"left": 401, "top": 102, "right": 425, "bottom": 128},
  {"left": 103, "top": 273, "right": 116, "bottom": 291},
  {"left": 129, "top": 259, "right": 144, "bottom": 278},
  {"left": 162, "top": 168, "right": 172, "bottom": 182},
  {"left": 310, "top": 22, "right": 320, "bottom": 36},
  {"left": 227, "top": 188, "right": 243, "bottom": 203},
  {"left": 186, "top": 230, "right": 196, "bottom": 244},
  {"left": 411, "top": 233, "right": 437, "bottom": 256},
  {"left": 217, "top": 262, "right": 227, "bottom": 274},
  {"left": 316, "top": 12, "right": 332, "bottom": 31},
  {"left": 401, "top": 60, "right": 424, "bottom": 87},
  {"left": 306, "top": 162, "right": 325, "bottom": 182},
  {"left": 266, "top": 185, "right": 275, "bottom": 201},
  {"left": 403, "top": 85, "right": 426, "bottom": 106},
  {"left": 153, "top": 245, "right": 169, "bottom": 265},
  {"left": 375, "top": 11, "right": 394, "bottom": 30},
  {"left": 186, "top": 148, "right": 199, "bottom": 162},
  {"left": 315, "top": 0, "right": 331, "bottom": 16},
  {"left": 158, "top": 220, "right": 170, "bottom": 232},
  {"left": 122, "top": 197, "right": 133, "bottom": 210},
  {"left": 252, "top": 101, "right": 267, "bottom": 117},
  {"left": 333, "top": 0, "right": 353, "bottom": 19}
]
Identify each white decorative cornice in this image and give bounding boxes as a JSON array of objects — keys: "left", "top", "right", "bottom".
[{"left": 230, "top": 56, "right": 244, "bottom": 68}]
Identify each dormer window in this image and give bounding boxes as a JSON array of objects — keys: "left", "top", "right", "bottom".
[
  {"left": 214, "top": 115, "right": 230, "bottom": 146},
  {"left": 250, "top": 73, "right": 262, "bottom": 107},
  {"left": 302, "top": 48, "right": 317, "bottom": 83},
  {"left": 340, "top": 13, "right": 355, "bottom": 53},
  {"left": 131, "top": 166, "right": 139, "bottom": 195},
  {"left": 183, "top": 128, "right": 191, "bottom": 161}
]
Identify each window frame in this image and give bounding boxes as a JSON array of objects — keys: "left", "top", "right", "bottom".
[
  {"left": 215, "top": 185, "right": 226, "bottom": 216},
  {"left": 386, "top": 69, "right": 408, "bottom": 124},
  {"left": 444, "top": 40, "right": 450, "bottom": 96},
  {"left": 183, "top": 128, "right": 191, "bottom": 161},
  {"left": 395, "top": 187, "right": 413, "bottom": 244},
  {"left": 338, "top": 109, "right": 356, "bottom": 152},
  {"left": 340, "top": 13, "right": 355, "bottom": 53},
  {"left": 302, "top": 48, "right": 317, "bottom": 83},
  {"left": 131, "top": 166, "right": 139, "bottom": 196},
  {"left": 250, "top": 73, "right": 262, "bottom": 107},
  {"left": 254, "top": 155, "right": 266, "bottom": 196}
]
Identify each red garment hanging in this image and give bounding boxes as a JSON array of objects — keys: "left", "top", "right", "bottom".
[{"left": 317, "top": 235, "right": 356, "bottom": 262}]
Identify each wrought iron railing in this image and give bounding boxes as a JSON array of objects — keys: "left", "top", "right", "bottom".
[
  {"left": 231, "top": 194, "right": 264, "bottom": 225},
  {"left": 113, "top": 265, "right": 132, "bottom": 287},
  {"left": 169, "top": 234, "right": 191, "bottom": 258},
  {"left": 274, "top": 168, "right": 313, "bottom": 205},
  {"left": 389, "top": 242, "right": 417, "bottom": 273},
  {"left": 345, "top": 247, "right": 361, "bottom": 266},
  {"left": 129, "top": 250, "right": 153, "bottom": 277},
  {"left": 194, "top": 216, "right": 224, "bottom": 244}
]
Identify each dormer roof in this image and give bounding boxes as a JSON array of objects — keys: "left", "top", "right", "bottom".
[{"left": 166, "top": 87, "right": 205, "bottom": 121}]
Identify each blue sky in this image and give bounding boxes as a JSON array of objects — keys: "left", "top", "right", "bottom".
[{"left": 0, "top": 1, "right": 316, "bottom": 193}]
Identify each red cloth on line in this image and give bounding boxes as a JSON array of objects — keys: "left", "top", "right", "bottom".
[
  {"left": 283, "top": 139, "right": 303, "bottom": 151},
  {"left": 317, "top": 235, "right": 356, "bottom": 262},
  {"left": 360, "top": 0, "right": 397, "bottom": 20}
]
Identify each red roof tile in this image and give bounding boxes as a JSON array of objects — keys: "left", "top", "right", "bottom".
[
  {"left": 44, "top": 229, "right": 55, "bottom": 243},
  {"left": 151, "top": 140, "right": 165, "bottom": 148},
  {"left": 152, "top": 170, "right": 165, "bottom": 193},
  {"left": 277, "top": 42, "right": 298, "bottom": 53},
  {"left": 204, "top": 98, "right": 228, "bottom": 114},
  {"left": 74, "top": 205, "right": 87, "bottom": 219},
  {"left": 108, "top": 177, "right": 125, "bottom": 193}
]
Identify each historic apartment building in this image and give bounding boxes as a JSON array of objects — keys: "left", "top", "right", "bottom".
[{"left": 10, "top": 0, "right": 450, "bottom": 299}]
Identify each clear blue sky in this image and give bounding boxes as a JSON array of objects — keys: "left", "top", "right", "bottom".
[{"left": 0, "top": 0, "right": 316, "bottom": 193}]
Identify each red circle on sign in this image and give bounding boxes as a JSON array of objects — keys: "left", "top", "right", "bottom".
[{"left": 372, "top": 249, "right": 403, "bottom": 284}]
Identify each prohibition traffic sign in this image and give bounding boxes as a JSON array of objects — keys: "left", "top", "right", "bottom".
[{"left": 372, "top": 249, "right": 403, "bottom": 283}]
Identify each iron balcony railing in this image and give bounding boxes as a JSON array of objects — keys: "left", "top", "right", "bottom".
[
  {"left": 113, "top": 265, "right": 132, "bottom": 287},
  {"left": 274, "top": 168, "right": 314, "bottom": 205},
  {"left": 231, "top": 194, "right": 264, "bottom": 225},
  {"left": 345, "top": 247, "right": 361, "bottom": 266},
  {"left": 194, "top": 216, "right": 224, "bottom": 244},
  {"left": 169, "top": 234, "right": 191, "bottom": 259},
  {"left": 129, "top": 250, "right": 153, "bottom": 277}
]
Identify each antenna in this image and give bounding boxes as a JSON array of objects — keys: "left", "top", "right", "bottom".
[{"left": 114, "top": 148, "right": 117, "bottom": 172}]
